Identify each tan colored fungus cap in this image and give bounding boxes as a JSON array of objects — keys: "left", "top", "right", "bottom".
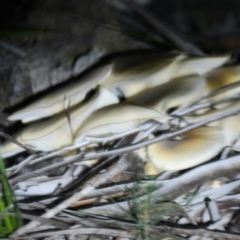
[{"left": 145, "top": 127, "right": 224, "bottom": 173}]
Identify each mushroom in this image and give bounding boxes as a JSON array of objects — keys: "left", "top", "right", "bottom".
[
  {"left": 8, "top": 64, "right": 113, "bottom": 123},
  {"left": 174, "top": 54, "right": 230, "bottom": 78},
  {"left": 7, "top": 53, "right": 230, "bottom": 124},
  {"left": 127, "top": 74, "right": 207, "bottom": 114},
  {"left": 102, "top": 54, "right": 229, "bottom": 98},
  {"left": 1, "top": 87, "right": 119, "bottom": 158},
  {"left": 205, "top": 66, "right": 240, "bottom": 108},
  {"left": 102, "top": 53, "right": 183, "bottom": 97},
  {"left": 184, "top": 98, "right": 240, "bottom": 145},
  {"left": 74, "top": 103, "right": 169, "bottom": 144},
  {"left": 142, "top": 126, "right": 224, "bottom": 174}
]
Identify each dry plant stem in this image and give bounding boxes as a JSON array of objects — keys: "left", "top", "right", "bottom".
[
  {"left": 59, "top": 212, "right": 100, "bottom": 227},
  {"left": 0, "top": 41, "right": 26, "bottom": 58},
  {"left": 173, "top": 81, "right": 240, "bottom": 115},
  {"left": 13, "top": 155, "right": 37, "bottom": 175},
  {"left": 10, "top": 156, "right": 130, "bottom": 237},
  {"left": 71, "top": 213, "right": 240, "bottom": 240},
  {"left": 27, "top": 141, "right": 90, "bottom": 166},
  {"left": 9, "top": 153, "right": 84, "bottom": 187},
  {"left": 85, "top": 123, "right": 152, "bottom": 143},
  {"left": 132, "top": 125, "right": 160, "bottom": 143},
  {"left": 157, "top": 171, "right": 177, "bottom": 180},
  {"left": 31, "top": 122, "right": 154, "bottom": 166},
  {"left": 81, "top": 180, "right": 162, "bottom": 200},
  {"left": 81, "top": 154, "right": 240, "bottom": 216},
  {"left": 56, "top": 211, "right": 240, "bottom": 240},
  {"left": 14, "top": 122, "right": 155, "bottom": 170},
  {"left": 0, "top": 213, "right": 69, "bottom": 229},
  {"left": 14, "top": 227, "right": 136, "bottom": 239},
  {"left": 125, "top": 0, "right": 205, "bottom": 56},
  {"left": 85, "top": 106, "right": 240, "bottom": 159},
  {"left": 0, "top": 132, "right": 38, "bottom": 154},
  {"left": 207, "top": 213, "right": 233, "bottom": 230},
  {"left": 6, "top": 155, "right": 36, "bottom": 175},
  {"left": 153, "top": 225, "right": 240, "bottom": 240},
  {"left": 75, "top": 216, "right": 235, "bottom": 239},
  {"left": 173, "top": 94, "right": 240, "bottom": 116},
  {"left": 149, "top": 154, "right": 240, "bottom": 202},
  {"left": 6, "top": 142, "right": 103, "bottom": 175}
]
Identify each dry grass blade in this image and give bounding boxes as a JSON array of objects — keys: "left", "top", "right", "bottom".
[
  {"left": 0, "top": 132, "right": 38, "bottom": 155},
  {"left": 172, "top": 94, "right": 240, "bottom": 117},
  {"left": 0, "top": 41, "right": 26, "bottom": 58},
  {"left": 15, "top": 227, "right": 137, "bottom": 239},
  {"left": 125, "top": 0, "right": 205, "bottom": 56},
  {"left": 80, "top": 154, "right": 240, "bottom": 217},
  {"left": 0, "top": 213, "right": 69, "bottom": 229},
  {"left": 8, "top": 153, "right": 84, "bottom": 187},
  {"left": 10, "top": 155, "right": 130, "bottom": 237}
]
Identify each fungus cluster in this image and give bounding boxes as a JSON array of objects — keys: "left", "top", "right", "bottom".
[{"left": 1, "top": 52, "right": 240, "bottom": 175}]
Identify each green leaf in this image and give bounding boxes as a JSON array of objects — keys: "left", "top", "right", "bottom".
[{"left": 0, "top": 155, "right": 23, "bottom": 235}]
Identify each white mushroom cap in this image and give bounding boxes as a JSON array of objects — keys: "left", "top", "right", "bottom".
[
  {"left": 128, "top": 74, "right": 207, "bottom": 114},
  {"left": 8, "top": 64, "right": 113, "bottom": 123},
  {"left": 74, "top": 103, "right": 169, "bottom": 144},
  {"left": 1, "top": 87, "right": 119, "bottom": 158},
  {"left": 174, "top": 54, "right": 230, "bottom": 78},
  {"left": 102, "top": 53, "right": 184, "bottom": 97}
]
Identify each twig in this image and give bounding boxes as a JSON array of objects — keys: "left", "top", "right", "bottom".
[
  {"left": 125, "top": 0, "right": 205, "bottom": 56},
  {"left": 84, "top": 106, "right": 240, "bottom": 159},
  {"left": 147, "top": 155, "right": 240, "bottom": 203},
  {"left": 81, "top": 154, "right": 240, "bottom": 216},
  {"left": 0, "top": 41, "right": 26, "bottom": 58},
  {"left": 12, "top": 121, "right": 158, "bottom": 174},
  {"left": 56, "top": 211, "right": 240, "bottom": 240},
  {"left": 26, "top": 141, "right": 90, "bottom": 166},
  {"left": 207, "top": 213, "right": 232, "bottom": 231},
  {"left": 0, "top": 132, "right": 38, "bottom": 155},
  {"left": 9, "top": 153, "right": 84, "bottom": 187},
  {"left": 10, "top": 155, "right": 37, "bottom": 175},
  {"left": 76, "top": 180, "right": 162, "bottom": 200},
  {"left": 173, "top": 81, "right": 240, "bottom": 115},
  {"left": 0, "top": 212, "right": 69, "bottom": 229},
  {"left": 173, "top": 94, "right": 240, "bottom": 117},
  {"left": 10, "top": 155, "right": 130, "bottom": 237},
  {"left": 153, "top": 224, "right": 240, "bottom": 240},
  {"left": 85, "top": 122, "right": 154, "bottom": 143},
  {"left": 14, "top": 227, "right": 136, "bottom": 239}
]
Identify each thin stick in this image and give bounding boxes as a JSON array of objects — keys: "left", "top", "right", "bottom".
[
  {"left": 0, "top": 132, "right": 38, "bottom": 154},
  {"left": 10, "top": 156, "right": 129, "bottom": 237},
  {"left": 173, "top": 94, "right": 240, "bottom": 116},
  {"left": 57, "top": 210, "right": 240, "bottom": 240},
  {"left": 84, "top": 106, "right": 240, "bottom": 159},
  {"left": 9, "top": 153, "right": 84, "bottom": 187},
  {"left": 173, "top": 81, "right": 240, "bottom": 115},
  {"left": 0, "top": 41, "right": 26, "bottom": 58},
  {"left": 85, "top": 123, "right": 152, "bottom": 143},
  {"left": 27, "top": 141, "right": 90, "bottom": 166},
  {"left": 0, "top": 212, "right": 69, "bottom": 229},
  {"left": 14, "top": 227, "right": 136, "bottom": 239},
  {"left": 81, "top": 154, "right": 240, "bottom": 216}
]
